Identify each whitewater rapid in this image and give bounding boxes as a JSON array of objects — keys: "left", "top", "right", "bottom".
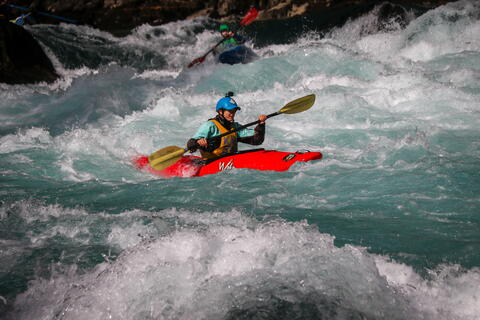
[{"left": 1, "top": 1, "right": 479, "bottom": 319}]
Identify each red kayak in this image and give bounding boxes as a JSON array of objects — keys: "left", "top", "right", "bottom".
[{"left": 134, "top": 148, "right": 322, "bottom": 178}]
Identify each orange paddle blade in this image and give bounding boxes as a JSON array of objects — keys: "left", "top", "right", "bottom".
[{"left": 240, "top": 8, "right": 258, "bottom": 26}]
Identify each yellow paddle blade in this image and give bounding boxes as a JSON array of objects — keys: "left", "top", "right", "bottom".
[
  {"left": 279, "top": 94, "right": 316, "bottom": 114},
  {"left": 148, "top": 145, "right": 184, "bottom": 161},
  {"left": 148, "top": 146, "right": 186, "bottom": 170}
]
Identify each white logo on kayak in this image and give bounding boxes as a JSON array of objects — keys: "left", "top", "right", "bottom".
[{"left": 219, "top": 159, "right": 234, "bottom": 171}]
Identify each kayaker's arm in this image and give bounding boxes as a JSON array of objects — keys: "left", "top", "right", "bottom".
[
  {"left": 233, "top": 34, "right": 246, "bottom": 45},
  {"left": 186, "top": 138, "right": 199, "bottom": 152},
  {"left": 188, "top": 115, "right": 266, "bottom": 152},
  {"left": 186, "top": 138, "right": 220, "bottom": 153},
  {"left": 187, "top": 121, "right": 220, "bottom": 152},
  {"left": 238, "top": 123, "right": 265, "bottom": 145}
]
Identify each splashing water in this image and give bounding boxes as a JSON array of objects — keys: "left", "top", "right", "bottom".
[{"left": 1, "top": 1, "right": 479, "bottom": 319}]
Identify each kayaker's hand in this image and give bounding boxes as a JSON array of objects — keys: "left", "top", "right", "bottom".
[
  {"left": 197, "top": 138, "right": 208, "bottom": 147},
  {"left": 186, "top": 138, "right": 199, "bottom": 152},
  {"left": 258, "top": 115, "right": 267, "bottom": 124},
  {"left": 222, "top": 31, "right": 234, "bottom": 38}
]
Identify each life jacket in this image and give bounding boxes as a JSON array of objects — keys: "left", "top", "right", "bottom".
[
  {"left": 221, "top": 37, "right": 238, "bottom": 50},
  {"left": 200, "top": 119, "right": 238, "bottom": 159}
]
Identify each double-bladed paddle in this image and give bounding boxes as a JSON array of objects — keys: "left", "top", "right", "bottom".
[
  {"left": 187, "top": 8, "right": 258, "bottom": 68},
  {"left": 148, "top": 94, "right": 316, "bottom": 170},
  {"left": 5, "top": 3, "right": 78, "bottom": 24}
]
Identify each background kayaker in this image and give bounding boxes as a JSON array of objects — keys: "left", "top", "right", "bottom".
[
  {"left": 187, "top": 92, "right": 267, "bottom": 159},
  {"left": 214, "top": 24, "right": 245, "bottom": 54}
]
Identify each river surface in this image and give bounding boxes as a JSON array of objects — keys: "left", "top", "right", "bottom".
[{"left": 1, "top": 1, "right": 479, "bottom": 319}]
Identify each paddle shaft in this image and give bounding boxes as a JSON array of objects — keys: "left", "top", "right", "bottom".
[
  {"left": 202, "top": 37, "right": 228, "bottom": 59},
  {"left": 210, "top": 111, "right": 281, "bottom": 141},
  {"left": 206, "top": 93, "right": 316, "bottom": 141},
  {"left": 188, "top": 36, "right": 234, "bottom": 67},
  {"left": 6, "top": 4, "right": 77, "bottom": 23}
]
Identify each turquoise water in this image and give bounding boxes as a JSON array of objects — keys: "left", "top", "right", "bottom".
[{"left": 1, "top": 1, "right": 479, "bottom": 319}]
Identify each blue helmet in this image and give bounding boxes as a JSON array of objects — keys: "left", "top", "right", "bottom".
[{"left": 216, "top": 97, "right": 241, "bottom": 111}]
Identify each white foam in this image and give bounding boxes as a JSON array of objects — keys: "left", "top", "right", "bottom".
[
  {"left": 0, "top": 128, "right": 52, "bottom": 154},
  {"left": 375, "top": 256, "right": 480, "bottom": 320},
  {"left": 7, "top": 209, "right": 479, "bottom": 320}
]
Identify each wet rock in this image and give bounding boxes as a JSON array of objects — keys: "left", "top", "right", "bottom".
[
  {"left": 3, "top": 0, "right": 458, "bottom": 34},
  {"left": 0, "top": 20, "right": 58, "bottom": 84},
  {"left": 0, "top": 0, "right": 458, "bottom": 85}
]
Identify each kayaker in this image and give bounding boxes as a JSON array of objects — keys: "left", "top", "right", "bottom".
[
  {"left": 187, "top": 92, "right": 267, "bottom": 159},
  {"left": 214, "top": 24, "right": 245, "bottom": 53}
]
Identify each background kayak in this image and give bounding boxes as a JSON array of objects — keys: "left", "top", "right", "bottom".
[
  {"left": 218, "top": 45, "right": 258, "bottom": 65},
  {"left": 1, "top": 1, "right": 479, "bottom": 319},
  {"left": 134, "top": 149, "right": 323, "bottom": 177}
]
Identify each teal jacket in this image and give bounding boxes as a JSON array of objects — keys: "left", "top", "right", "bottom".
[
  {"left": 192, "top": 120, "right": 254, "bottom": 140},
  {"left": 187, "top": 115, "right": 265, "bottom": 153}
]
